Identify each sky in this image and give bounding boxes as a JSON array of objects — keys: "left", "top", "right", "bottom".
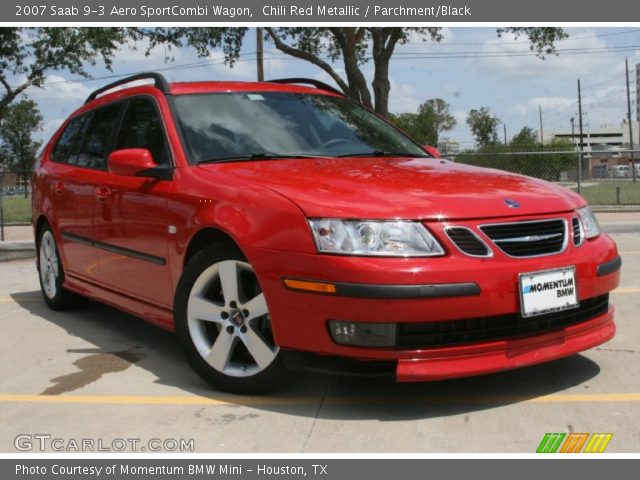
[{"left": 16, "top": 27, "right": 640, "bottom": 148}]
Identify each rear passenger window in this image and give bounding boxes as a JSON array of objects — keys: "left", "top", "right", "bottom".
[
  {"left": 73, "top": 104, "right": 122, "bottom": 169},
  {"left": 115, "top": 98, "right": 170, "bottom": 165},
  {"left": 50, "top": 116, "right": 89, "bottom": 164}
]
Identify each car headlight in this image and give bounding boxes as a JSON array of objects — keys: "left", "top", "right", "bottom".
[
  {"left": 308, "top": 219, "right": 444, "bottom": 257},
  {"left": 577, "top": 206, "right": 601, "bottom": 239}
]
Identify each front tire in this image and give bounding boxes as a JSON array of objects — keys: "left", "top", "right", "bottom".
[{"left": 174, "top": 244, "right": 287, "bottom": 394}]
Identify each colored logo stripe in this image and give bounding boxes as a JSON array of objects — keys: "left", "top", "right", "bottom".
[
  {"left": 560, "top": 433, "right": 589, "bottom": 453},
  {"left": 537, "top": 433, "right": 613, "bottom": 453},
  {"left": 584, "top": 433, "right": 613, "bottom": 453},
  {"left": 537, "top": 433, "right": 566, "bottom": 453}
]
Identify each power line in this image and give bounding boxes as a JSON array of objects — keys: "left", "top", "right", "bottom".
[
  {"left": 7, "top": 39, "right": 640, "bottom": 93},
  {"left": 388, "top": 44, "right": 640, "bottom": 56},
  {"left": 402, "top": 28, "right": 640, "bottom": 46}
]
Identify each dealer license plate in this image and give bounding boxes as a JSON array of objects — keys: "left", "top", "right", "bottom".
[{"left": 518, "top": 267, "right": 579, "bottom": 318}]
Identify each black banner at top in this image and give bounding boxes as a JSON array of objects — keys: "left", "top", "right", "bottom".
[{"left": 4, "top": 0, "right": 640, "bottom": 23}]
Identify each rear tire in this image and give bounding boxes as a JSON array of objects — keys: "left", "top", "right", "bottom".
[
  {"left": 37, "top": 224, "right": 86, "bottom": 310},
  {"left": 174, "top": 243, "right": 288, "bottom": 394}
]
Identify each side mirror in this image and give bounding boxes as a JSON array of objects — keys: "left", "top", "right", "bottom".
[
  {"left": 107, "top": 149, "right": 172, "bottom": 180},
  {"left": 423, "top": 145, "right": 441, "bottom": 158}
]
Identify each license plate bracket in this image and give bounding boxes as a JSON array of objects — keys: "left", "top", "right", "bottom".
[{"left": 518, "top": 267, "right": 579, "bottom": 318}]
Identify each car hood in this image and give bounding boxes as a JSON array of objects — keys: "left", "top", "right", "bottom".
[{"left": 199, "top": 157, "right": 584, "bottom": 220}]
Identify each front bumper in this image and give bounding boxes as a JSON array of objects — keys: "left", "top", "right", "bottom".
[
  {"left": 244, "top": 221, "right": 620, "bottom": 380},
  {"left": 395, "top": 306, "right": 614, "bottom": 381}
]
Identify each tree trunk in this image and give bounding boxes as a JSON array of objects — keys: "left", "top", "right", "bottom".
[
  {"left": 370, "top": 29, "right": 401, "bottom": 118},
  {"left": 372, "top": 59, "right": 391, "bottom": 117},
  {"left": 330, "top": 28, "right": 373, "bottom": 109},
  {"left": 342, "top": 53, "right": 372, "bottom": 109}
]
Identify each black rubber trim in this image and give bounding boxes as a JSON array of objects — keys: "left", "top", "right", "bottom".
[
  {"left": 596, "top": 256, "right": 622, "bottom": 277},
  {"left": 284, "top": 278, "right": 481, "bottom": 299},
  {"left": 61, "top": 231, "right": 166, "bottom": 266}
]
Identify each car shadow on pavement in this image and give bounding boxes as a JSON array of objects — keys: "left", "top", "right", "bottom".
[{"left": 12, "top": 291, "right": 602, "bottom": 421}]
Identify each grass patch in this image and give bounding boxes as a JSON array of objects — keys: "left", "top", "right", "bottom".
[
  {"left": 570, "top": 181, "right": 640, "bottom": 205},
  {"left": 1, "top": 195, "right": 32, "bottom": 223}
]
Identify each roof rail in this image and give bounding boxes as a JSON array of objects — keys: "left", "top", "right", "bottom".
[
  {"left": 266, "top": 78, "right": 345, "bottom": 97},
  {"left": 84, "top": 72, "right": 170, "bottom": 104}
]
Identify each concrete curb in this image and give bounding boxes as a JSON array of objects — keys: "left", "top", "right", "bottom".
[
  {"left": 592, "top": 206, "right": 640, "bottom": 213},
  {"left": 601, "top": 224, "right": 640, "bottom": 234},
  {"left": 0, "top": 240, "right": 35, "bottom": 251}
]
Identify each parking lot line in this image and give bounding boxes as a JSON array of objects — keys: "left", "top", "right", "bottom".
[
  {"left": 0, "top": 392, "right": 639, "bottom": 407},
  {"left": 0, "top": 296, "right": 40, "bottom": 302},
  {"left": 612, "top": 288, "right": 640, "bottom": 294}
]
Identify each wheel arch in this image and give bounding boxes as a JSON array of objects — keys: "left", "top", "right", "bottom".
[
  {"left": 34, "top": 214, "right": 51, "bottom": 248},
  {"left": 183, "top": 226, "right": 243, "bottom": 270}
]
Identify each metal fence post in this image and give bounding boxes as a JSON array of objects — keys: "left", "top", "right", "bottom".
[
  {"left": 577, "top": 148, "right": 582, "bottom": 194},
  {"left": 0, "top": 171, "right": 4, "bottom": 242}
]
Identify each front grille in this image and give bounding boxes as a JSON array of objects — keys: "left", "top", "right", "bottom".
[
  {"left": 572, "top": 217, "right": 583, "bottom": 246},
  {"left": 480, "top": 219, "right": 566, "bottom": 257},
  {"left": 397, "top": 294, "right": 608, "bottom": 348},
  {"left": 445, "top": 227, "right": 491, "bottom": 257}
]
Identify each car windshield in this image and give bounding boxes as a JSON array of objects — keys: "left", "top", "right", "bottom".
[{"left": 172, "top": 91, "right": 429, "bottom": 164}]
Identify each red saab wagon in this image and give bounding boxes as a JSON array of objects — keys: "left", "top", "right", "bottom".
[{"left": 32, "top": 73, "right": 621, "bottom": 393}]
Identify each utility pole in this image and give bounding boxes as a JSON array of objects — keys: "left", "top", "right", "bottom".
[
  {"left": 256, "top": 27, "right": 264, "bottom": 82},
  {"left": 539, "top": 105, "right": 544, "bottom": 146},
  {"left": 578, "top": 79, "right": 585, "bottom": 193},
  {"left": 503, "top": 123, "right": 507, "bottom": 145},
  {"left": 626, "top": 58, "right": 636, "bottom": 182}
]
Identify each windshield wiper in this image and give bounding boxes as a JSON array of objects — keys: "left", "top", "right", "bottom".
[
  {"left": 336, "top": 150, "right": 427, "bottom": 158},
  {"left": 197, "top": 153, "right": 330, "bottom": 164}
]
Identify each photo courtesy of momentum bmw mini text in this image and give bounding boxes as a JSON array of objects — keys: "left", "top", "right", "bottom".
[{"left": 0, "top": 0, "right": 638, "bottom": 478}]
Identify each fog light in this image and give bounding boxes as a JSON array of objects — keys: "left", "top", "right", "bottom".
[{"left": 328, "top": 320, "right": 396, "bottom": 347}]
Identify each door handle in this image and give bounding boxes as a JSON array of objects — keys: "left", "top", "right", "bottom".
[
  {"left": 96, "top": 186, "right": 112, "bottom": 201},
  {"left": 54, "top": 182, "right": 65, "bottom": 194}
]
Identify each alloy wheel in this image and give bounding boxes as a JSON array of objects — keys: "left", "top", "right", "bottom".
[
  {"left": 39, "top": 230, "right": 59, "bottom": 299},
  {"left": 186, "top": 260, "right": 279, "bottom": 377}
]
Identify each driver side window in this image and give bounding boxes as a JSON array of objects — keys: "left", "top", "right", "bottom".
[{"left": 115, "top": 97, "right": 170, "bottom": 166}]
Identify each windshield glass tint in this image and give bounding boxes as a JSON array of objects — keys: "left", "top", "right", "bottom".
[{"left": 173, "top": 92, "right": 428, "bottom": 163}]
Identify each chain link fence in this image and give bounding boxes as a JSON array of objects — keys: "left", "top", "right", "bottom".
[
  {"left": 453, "top": 148, "right": 640, "bottom": 206},
  {"left": 0, "top": 170, "right": 33, "bottom": 242}
]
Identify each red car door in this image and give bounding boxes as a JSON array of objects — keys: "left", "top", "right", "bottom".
[
  {"left": 94, "top": 96, "right": 175, "bottom": 309},
  {"left": 44, "top": 113, "right": 100, "bottom": 281}
]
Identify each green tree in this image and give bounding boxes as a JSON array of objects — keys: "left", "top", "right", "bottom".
[
  {"left": 141, "top": 27, "right": 566, "bottom": 117},
  {"left": 0, "top": 99, "right": 43, "bottom": 195},
  {"left": 0, "top": 28, "right": 127, "bottom": 119},
  {"left": 418, "top": 98, "right": 456, "bottom": 146},
  {"left": 467, "top": 107, "right": 501, "bottom": 146},
  {"left": 388, "top": 112, "right": 421, "bottom": 141},
  {"left": 511, "top": 126, "right": 539, "bottom": 147},
  {"left": 389, "top": 98, "right": 456, "bottom": 145}
]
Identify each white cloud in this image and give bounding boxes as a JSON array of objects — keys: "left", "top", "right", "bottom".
[
  {"left": 389, "top": 80, "right": 420, "bottom": 113},
  {"left": 508, "top": 96, "right": 575, "bottom": 116},
  {"left": 38, "top": 118, "right": 65, "bottom": 145},
  {"left": 465, "top": 29, "right": 627, "bottom": 85}
]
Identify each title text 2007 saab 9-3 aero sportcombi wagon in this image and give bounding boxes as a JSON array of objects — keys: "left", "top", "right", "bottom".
[{"left": 32, "top": 73, "right": 621, "bottom": 393}]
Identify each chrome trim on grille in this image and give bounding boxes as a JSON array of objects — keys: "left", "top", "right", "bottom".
[
  {"left": 479, "top": 218, "right": 568, "bottom": 258},
  {"left": 496, "top": 232, "right": 563, "bottom": 243},
  {"left": 444, "top": 226, "right": 493, "bottom": 258},
  {"left": 572, "top": 216, "right": 585, "bottom": 247}
]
